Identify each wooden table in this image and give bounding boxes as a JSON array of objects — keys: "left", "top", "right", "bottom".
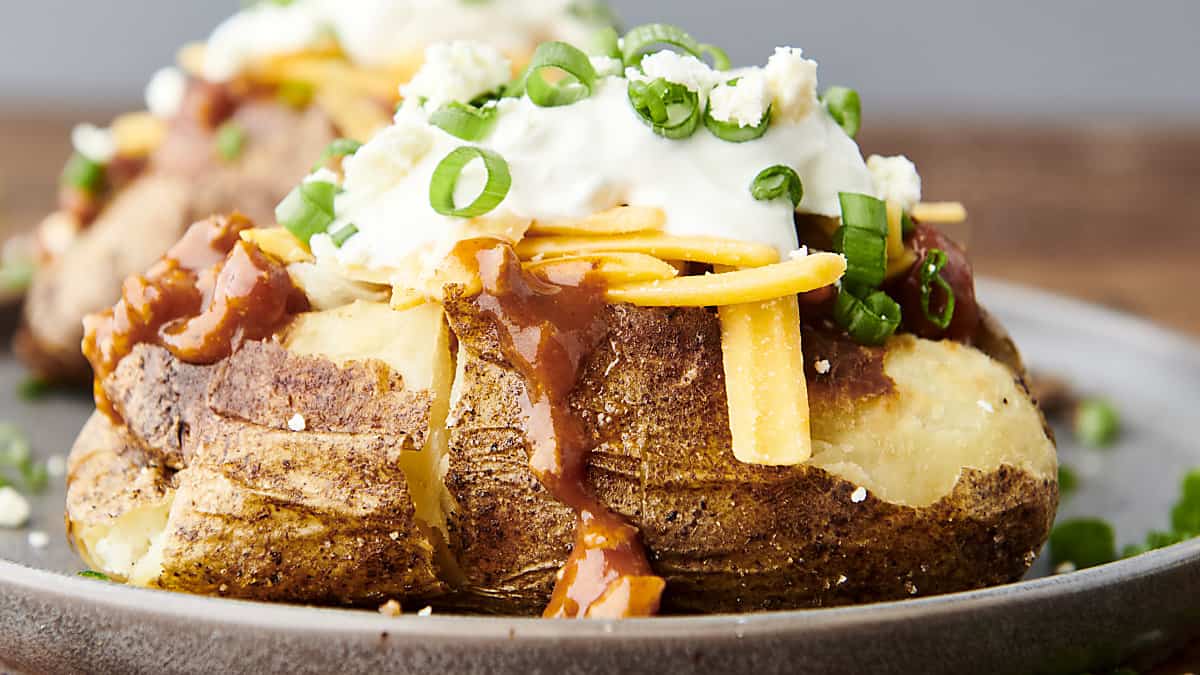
[{"left": 3, "top": 113, "right": 1197, "bottom": 336}]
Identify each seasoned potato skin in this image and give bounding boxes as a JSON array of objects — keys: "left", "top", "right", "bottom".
[
  {"left": 19, "top": 101, "right": 335, "bottom": 382},
  {"left": 67, "top": 302, "right": 1056, "bottom": 613}
]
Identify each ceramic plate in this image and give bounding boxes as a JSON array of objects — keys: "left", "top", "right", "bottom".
[{"left": 2, "top": 280, "right": 1199, "bottom": 675}]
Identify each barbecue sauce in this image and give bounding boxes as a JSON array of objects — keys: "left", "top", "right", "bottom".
[
  {"left": 82, "top": 213, "right": 306, "bottom": 418},
  {"left": 463, "top": 240, "right": 665, "bottom": 619}
]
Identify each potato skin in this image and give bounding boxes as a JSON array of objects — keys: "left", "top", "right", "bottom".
[
  {"left": 19, "top": 101, "right": 335, "bottom": 382},
  {"left": 443, "top": 302, "right": 1057, "bottom": 614},
  {"left": 70, "top": 341, "right": 445, "bottom": 605}
]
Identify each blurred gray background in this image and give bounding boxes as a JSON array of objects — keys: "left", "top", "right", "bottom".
[{"left": 1, "top": 0, "right": 1198, "bottom": 121}]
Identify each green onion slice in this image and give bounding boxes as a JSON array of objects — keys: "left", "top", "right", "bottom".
[
  {"left": 834, "top": 284, "right": 902, "bottom": 346},
  {"left": 315, "top": 138, "right": 362, "bottom": 170},
  {"left": 430, "top": 102, "right": 499, "bottom": 141},
  {"left": 429, "top": 146, "right": 512, "bottom": 218},
  {"left": 277, "top": 80, "right": 314, "bottom": 109},
  {"left": 215, "top": 122, "right": 246, "bottom": 162},
  {"left": 834, "top": 192, "right": 888, "bottom": 288},
  {"left": 524, "top": 41, "right": 597, "bottom": 107},
  {"left": 329, "top": 224, "right": 358, "bottom": 248},
  {"left": 78, "top": 570, "right": 111, "bottom": 581},
  {"left": 1050, "top": 518, "right": 1116, "bottom": 569},
  {"left": 822, "top": 86, "right": 862, "bottom": 139},
  {"left": 750, "top": 165, "right": 803, "bottom": 207},
  {"left": 901, "top": 210, "right": 916, "bottom": 237},
  {"left": 705, "top": 80, "right": 771, "bottom": 143},
  {"left": 276, "top": 180, "right": 337, "bottom": 245},
  {"left": 1074, "top": 398, "right": 1120, "bottom": 448},
  {"left": 621, "top": 23, "right": 726, "bottom": 69},
  {"left": 61, "top": 153, "right": 105, "bottom": 193},
  {"left": 627, "top": 78, "right": 703, "bottom": 139},
  {"left": 591, "top": 26, "right": 622, "bottom": 60},
  {"left": 918, "top": 248, "right": 956, "bottom": 329}
]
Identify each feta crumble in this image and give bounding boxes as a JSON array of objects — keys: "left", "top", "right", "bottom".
[
  {"left": 867, "top": 155, "right": 922, "bottom": 212},
  {"left": 0, "top": 487, "right": 31, "bottom": 528},
  {"left": 341, "top": 117, "right": 434, "bottom": 196},
  {"left": 71, "top": 123, "right": 117, "bottom": 164},
  {"left": 628, "top": 50, "right": 719, "bottom": 95},
  {"left": 589, "top": 55, "right": 624, "bottom": 78},
  {"left": 379, "top": 599, "right": 403, "bottom": 617},
  {"left": 145, "top": 66, "right": 187, "bottom": 119},
  {"left": 814, "top": 359, "right": 831, "bottom": 375},
  {"left": 708, "top": 71, "right": 771, "bottom": 127},
  {"left": 401, "top": 41, "right": 512, "bottom": 112},
  {"left": 27, "top": 530, "right": 49, "bottom": 549},
  {"left": 287, "top": 413, "right": 307, "bottom": 432},
  {"left": 850, "top": 486, "right": 867, "bottom": 503},
  {"left": 417, "top": 606, "right": 434, "bottom": 616},
  {"left": 764, "top": 47, "right": 818, "bottom": 121}
]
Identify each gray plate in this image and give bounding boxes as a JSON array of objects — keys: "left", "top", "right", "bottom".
[{"left": 2, "top": 280, "right": 1199, "bottom": 675}]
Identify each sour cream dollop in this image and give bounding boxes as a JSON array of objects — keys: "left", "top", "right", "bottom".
[
  {"left": 203, "top": 0, "right": 599, "bottom": 82},
  {"left": 305, "top": 40, "right": 901, "bottom": 285}
]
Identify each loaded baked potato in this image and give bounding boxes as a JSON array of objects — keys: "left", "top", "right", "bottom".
[
  {"left": 65, "top": 25, "right": 1057, "bottom": 617},
  {"left": 17, "top": 0, "right": 605, "bottom": 381}
]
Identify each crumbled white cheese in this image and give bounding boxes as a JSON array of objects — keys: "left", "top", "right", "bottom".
[
  {"left": 1054, "top": 561, "right": 1077, "bottom": 574},
  {"left": 850, "top": 486, "right": 867, "bottom": 503},
  {"left": 341, "top": 117, "right": 434, "bottom": 196},
  {"left": 814, "top": 359, "right": 831, "bottom": 375},
  {"left": 27, "top": 530, "right": 49, "bottom": 549},
  {"left": 867, "top": 155, "right": 922, "bottom": 212},
  {"left": 589, "top": 55, "right": 624, "bottom": 78},
  {"left": 788, "top": 246, "right": 810, "bottom": 260},
  {"left": 389, "top": 531, "right": 400, "bottom": 541},
  {"left": 144, "top": 66, "right": 187, "bottom": 119},
  {"left": 45, "top": 454, "right": 67, "bottom": 478},
  {"left": 764, "top": 47, "right": 818, "bottom": 121},
  {"left": 0, "top": 487, "right": 31, "bottom": 528},
  {"left": 628, "top": 50, "right": 719, "bottom": 95},
  {"left": 401, "top": 41, "right": 512, "bottom": 111},
  {"left": 417, "top": 606, "right": 434, "bottom": 616},
  {"left": 707, "top": 71, "right": 771, "bottom": 127},
  {"left": 71, "top": 123, "right": 117, "bottom": 164},
  {"left": 287, "top": 413, "right": 307, "bottom": 432},
  {"left": 977, "top": 400, "right": 995, "bottom": 414},
  {"left": 836, "top": 574, "right": 848, "bottom": 585},
  {"left": 379, "top": 599, "right": 403, "bottom": 617}
]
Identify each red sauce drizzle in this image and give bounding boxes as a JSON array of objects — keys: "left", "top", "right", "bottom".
[
  {"left": 464, "top": 240, "right": 665, "bottom": 619},
  {"left": 82, "top": 213, "right": 306, "bottom": 417}
]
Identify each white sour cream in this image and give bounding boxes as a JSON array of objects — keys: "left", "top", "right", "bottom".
[
  {"left": 203, "top": 0, "right": 598, "bottom": 82},
  {"left": 309, "top": 43, "right": 880, "bottom": 280}
]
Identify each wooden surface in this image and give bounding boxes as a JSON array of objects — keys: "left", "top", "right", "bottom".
[{"left": 2, "top": 113, "right": 1198, "bottom": 336}]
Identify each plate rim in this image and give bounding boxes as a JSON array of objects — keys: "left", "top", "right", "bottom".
[{"left": 3, "top": 278, "right": 1199, "bottom": 639}]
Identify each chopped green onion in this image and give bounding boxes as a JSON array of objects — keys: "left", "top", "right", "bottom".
[
  {"left": 705, "top": 79, "right": 771, "bottom": 142},
  {"left": 901, "top": 211, "right": 916, "bottom": 237},
  {"left": 749, "top": 165, "right": 803, "bottom": 207},
  {"left": 918, "top": 248, "right": 956, "bottom": 330},
  {"left": 78, "top": 570, "right": 110, "bottom": 581},
  {"left": 215, "top": 122, "right": 246, "bottom": 162},
  {"left": 277, "top": 80, "right": 314, "bottom": 109},
  {"left": 524, "top": 41, "right": 597, "bottom": 108},
  {"left": 834, "top": 193, "right": 888, "bottom": 288},
  {"left": 61, "top": 153, "right": 105, "bottom": 193},
  {"left": 430, "top": 102, "right": 499, "bottom": 141},
  {"left": 621, "top": 23, "right": 725, "bottom": 69},
  {"left": 1073, "top": 398, "right": 1120, "bottom": 448},
  {"left": 429, "top": 147, "right": 512, "bottom": 218},
  {"left": 17, "top": 377, "right": 51, "bottom": 402},
  {"left": 822, "top": 86, "right": 862, "bottom": 139},
  {"left": 22, "top": 462, "right": 48, "bottom": 494},
  {"left": 275, "top": 180, "right": 337, "bottom": 245},
  {"left": 0, "top": 424, "right": 30, "bottom": 468},
  {"left": 314, "top": 138, "right": 362, "bottom": 170},
  {"left": 627, "top": 78, "right": 702, "bottom": 140},
  {"left": 1170, "top": 469, "right": 1200, "bottom": 535},
  {"left": 329, "top": 224, "right": 358, "bottom": 248},
  {"left": 1058, "top": 465, "right": 1078, "bottom": 498},
  {"left": 834, "top": 284, "right": 902, "bottom": 346},
  {"left": 590, "top": 26, "right": 622, "bottom": 60},
  {"left": 1050, "top": 518, "right": 1116, "bottom": 570}
]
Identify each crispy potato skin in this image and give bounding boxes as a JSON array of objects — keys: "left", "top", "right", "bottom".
[
  {"left": 67, "top": 303, "right": 1056, "bottom": 613},
  {"left": 19, "top": 101, "right": 336, "bottom": 382},
  {"left": 69, "top": 341, "right": 445, "bottom": 605},
  {"left": 443, "top": 302, "right": 1056, "bottom": 614}
]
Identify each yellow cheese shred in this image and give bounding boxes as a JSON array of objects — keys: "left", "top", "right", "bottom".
[
  {"left": 111, "top": 113, "right": 167, "bottom": 158},
  {"left": 719, "top": 294, "right": 813, "bottom": 465},
  {"left": 525, "top": 252, "right": 678, "bottom": 286},
  {"left": 605, "top": 252, "right": 845, "bottom": 307},
  {"left": 527, "top": 206, "right": 666, "bottom": 237},
  {"left": 911, "top": 202, "right": 968, "bottom": 224},
  {"left": 240, "top": 228, "right": 313, "bottom": 264},
  {"left": 516, "top": 233, "right": 780, "bottom": 269}
]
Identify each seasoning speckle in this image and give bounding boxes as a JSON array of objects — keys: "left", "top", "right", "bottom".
[
  {"left": 850, "top": 486, "right": 867, "bottom": 503},
  {"left": 814, "top": 359, "right": 831, "bottom": 375},
  {"left": 287, "top": 413, "right": 307, "bottom": 432},
  {"left": 977, "top": 400, "right": 995, "bottom": 414}
]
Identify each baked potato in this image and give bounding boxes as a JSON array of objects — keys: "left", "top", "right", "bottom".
[
  {"left": 64, "top": 25, "right": 1058, "bottom": 617},
  {"left": 16, "top": 0, "right": 606, "bottom": 382}
]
